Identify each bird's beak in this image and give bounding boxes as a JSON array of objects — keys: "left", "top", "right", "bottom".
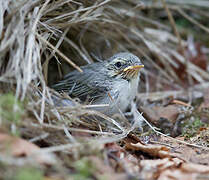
[{"left": 123, "top": 64, "right": 144, "bottom": 72}]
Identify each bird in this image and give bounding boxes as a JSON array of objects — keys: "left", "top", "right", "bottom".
[{"left": 51, "top": 52, "right": 144, "bottom": 115}]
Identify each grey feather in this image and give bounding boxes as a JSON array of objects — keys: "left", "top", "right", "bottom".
[{"left": 51, "top": 62, "right": 113, "bottom": 102}]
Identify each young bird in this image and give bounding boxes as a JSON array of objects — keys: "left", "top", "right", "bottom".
[{"left": 51, "top": 52, "right": 144, "bottom": 115}]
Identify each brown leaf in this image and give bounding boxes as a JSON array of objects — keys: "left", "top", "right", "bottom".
[
  {"left": 0, "top": 133, "right": 39, "bottom": 157},
  {"left": 105, "top": 143, "right": 140, "bottom": 176},
  {"left": 105, "top": 143, "right": 126, "bottom": 158},
  {"left": 139, "top": 157, "right": 209, "bottom": 180},
  {"left": 125, "top": 142, "right": 172, "bottom": 158},
  {"left": 181, "top": 163, "right": 209, "bottom": 173},
  {"left": 158, "top": 169, "right": 197, "bottom": 180},
  {"left": 87, "top": 156, "right": 128, "bottom": 180},
  {"left": 140, "top": 158, "right": 183, "bottom": 170},
  {"left": 158, "top": 135, "right": 209, "bottom": 165},
  {"left": 141, "top": 104, "right": 179, "bottom": 124},
  {"left": 158, "top": 162, "right": 209, "bottom": 180},
  {"left": 0, "top": 133, "right": 56, "bottom": 165},
  {"left": 139, "top": 158, "right": 184, "bottom": 180}
]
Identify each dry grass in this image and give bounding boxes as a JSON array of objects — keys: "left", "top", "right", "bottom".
[{"left": 0, "top": 0, "right": 209, "bottom": 174}]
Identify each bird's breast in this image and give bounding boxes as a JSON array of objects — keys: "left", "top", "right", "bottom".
[
  {"left": 93, "top": 76, "right": 139, "bottom": 115},
  {"left": 111, "top": 76, "right": 139, "bottom": 112}
]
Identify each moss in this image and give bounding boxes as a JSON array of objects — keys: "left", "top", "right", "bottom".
[
  {"left": 0, "top": 93, "right": 24, "bottom": 135},
  {"left": 0, "top": 93, "right": 24, "bottom": 123},
  {"left": 15, "top": 167, "right": 43, "bottom": 180},
  {"left": 73, "top": 157, "right": 96, "bottom": 180},
  {"left": 181, "top": 117, "right": 207, "bottom": 139}
]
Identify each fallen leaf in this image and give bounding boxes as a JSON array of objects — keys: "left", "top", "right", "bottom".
[
  {"left": 125, "top": 142, "right": 172, "bottom": 158},
  {"left": 105, "top": 143, "right": 126, "bottom": 159},
  {"left": 105, "top": 143, "right": 140, "bottom": 176},
  {"left": 139, "top": 157, "right": 209, "bottom": 180},
  {"left": 0, "top": 133, "right": 56, "bottom": 165},
  {"left": 140, "top": 158, "right": 183, "bottom": 170},
  {"left": 158, "top": 169, "right": 197, "bottom": 180},
  {"left": 181, "top": 163, "right": 209, "bottom": 173},
  {"left": 139, "top": 158, "right": 184, "bottom": 180},
  {"left": 158, "top": 135, "right": 209, "bottom": 165},
  {"left": 141, "top": 104, "right": 179, "bottom": 124}
]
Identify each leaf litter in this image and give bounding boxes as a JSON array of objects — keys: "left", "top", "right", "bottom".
[{"left": 0, "top": 0, "right": 209, "bottom": 179}]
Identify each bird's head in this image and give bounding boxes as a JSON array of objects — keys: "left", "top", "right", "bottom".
[{"left": 106, "top": 52, "right": 144, "bottom": 81}]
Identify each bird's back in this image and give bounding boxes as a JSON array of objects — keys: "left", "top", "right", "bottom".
[{"left": 51, "top": 62, "right": 113, "bottom": 102}]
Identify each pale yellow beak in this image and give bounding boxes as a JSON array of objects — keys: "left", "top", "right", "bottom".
[{"left": 123, "top": 64, "right": 144, "bottom": 72}]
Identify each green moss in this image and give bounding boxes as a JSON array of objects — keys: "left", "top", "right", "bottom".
[
  {"left": 181, "top": 117, "right": 206, "bottom": 139},
  {"left": 73, "top": 158, "right": 96, "bottom": 180},
  {"left": 15, "top": 167, "right": 43, "bottom": 180},
  {"left": 0, "top": 93, "right": 24, "bottom": 123},
  {"left": 176, "top": 18, "right": 191, "bottom": 28}
]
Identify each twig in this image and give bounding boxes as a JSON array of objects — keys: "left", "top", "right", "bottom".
[
  {"left": 161, "top": 0, "right": 183, "bottom": 51},
  {"left": 171, "top": 99, "right": 191, "bottom": 107},
  {"left": 29, "top": 133, "right": 49, "bottom": 143},
  {"left": 63, "top": 125, "right": 77, "bottom": 143},
  {"left": 30, "top": 122, "right": 115, "bottom": 135},
  {"left": 35, "top": 33, "right": 83, "bottom": 72}
]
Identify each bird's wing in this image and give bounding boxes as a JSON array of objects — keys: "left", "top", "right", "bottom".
[{"left": 51, "top": 65, "right": 110, "bottom": 102}]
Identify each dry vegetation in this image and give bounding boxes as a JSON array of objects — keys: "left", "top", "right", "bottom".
[{"left": 0, "top": 0, "right": 209, "bottom": 179}]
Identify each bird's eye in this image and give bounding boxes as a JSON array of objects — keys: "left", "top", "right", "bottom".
[{"left": 114, "top": 62, "right": 122, "bottom": 68}]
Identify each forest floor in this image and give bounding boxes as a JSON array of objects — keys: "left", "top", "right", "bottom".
[{"left": 0, "top": 1, "right": 209, "bottom": 180}]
